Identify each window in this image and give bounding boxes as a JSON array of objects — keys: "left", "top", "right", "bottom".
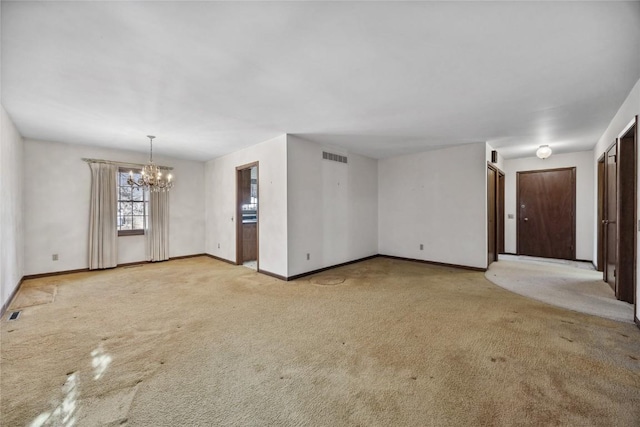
[{"left": 117, "top": 168, "right": 147, "bottom": 236}]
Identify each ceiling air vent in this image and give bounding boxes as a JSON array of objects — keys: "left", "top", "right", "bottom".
[{"left": 322, "top": 151, "right": 348, "bottom": 164}]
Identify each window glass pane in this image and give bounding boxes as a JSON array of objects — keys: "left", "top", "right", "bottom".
[
  {"left": 119, "top": 216, "right": 132, "bottom": 230},
  {"left": 119, "top": 172, "right": 129, "bottom": 186},
  {"left": 130, "top": 173, "right": 141, "bottom": 185},
  {"left": 119, "top": 186, "right": 132, "bottom": 201},
  {"left": 119, "top": 202, "right": 133, "bottom": 216},
  {"left": 132, "top": 187, "right": 144, "bottom": 201},
  {"left": 132, "top": 216, "right": 145, "bottom": 230},
  {"left": 132, "top": 202, "right": 145, "bottom": 215}
]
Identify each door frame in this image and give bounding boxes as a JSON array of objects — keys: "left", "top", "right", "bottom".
[
  {"left": 516, "top": 167, "right": 576, "bottom": 260},
  {"left": 487, "top": 162, "right": 505, "bottom": 267},
  {"left": 603, "top": 140, "right": 617, "bottom": 288},
  {"left": 236, "top": 161, "right": 259, "bottom": 267},
  {"left": 597, "top": 153, "right": 605, "bottom": 272}
]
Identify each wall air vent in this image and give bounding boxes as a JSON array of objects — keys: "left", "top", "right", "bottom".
[{"left": 322, "top": 151, "right": 348, "bottom": 164}]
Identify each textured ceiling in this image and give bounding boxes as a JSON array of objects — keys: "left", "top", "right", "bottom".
[{"left": 2, "top": 1, "right": 639, "bottom": 161}]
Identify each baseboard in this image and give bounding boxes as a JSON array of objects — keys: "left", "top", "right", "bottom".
[
  {"left": 170, "top": 253, "right": 207, "bottom": 261},
  {"left": 502, "top": 253, "right": 595, "bottom": 265},
  {"left": 1, "top": 277, "right": 25, "bottom": 318},
  {"left": 287, "top": 255, "right": 380, "bottom": 281},
  {"left": 118, "top": 260, "right": 148, "bottom": 268},
  {"left": 23, "top": 268, "right": 91, "bottom": 281},
  {"left": 378, "top": 254, "right": 487, "bottom": 272},
  {"left": 635, "top": 315, "right": 640, "bottom": 329},
  {"left": 203, "top": 253, "right": 236, "bottom": 265},
  {"left": 257, "top": 269, "right": 288, "bottom": 281}
]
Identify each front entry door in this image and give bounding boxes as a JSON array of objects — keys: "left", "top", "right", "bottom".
[
  {"left": 517, "top": 168, "right": 576, "bottom": 260},
  {"left": 604, "top": 143, "right": 617, "bottom": 291}
]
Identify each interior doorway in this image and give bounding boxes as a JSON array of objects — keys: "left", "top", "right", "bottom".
[
  {"left": 603, "top": 117, "right": 637, "bottom": 305},
  {"left": 236, "top": 162, "right": 258, "bottom": 269},
  {"left": 487, "top": 163, "right": 505, "bottom": 266},
  {"left": 517, "top": 167, "right": 576, "bottom": 260},
  {"left": 604, "top": 143, "right": 617, "bottom": 291}
]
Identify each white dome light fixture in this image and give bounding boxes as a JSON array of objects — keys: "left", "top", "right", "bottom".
[{"left": 536, "top": 144, "right": 552, "bottom": 159}]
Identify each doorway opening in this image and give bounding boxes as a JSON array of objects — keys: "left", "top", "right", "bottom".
[
  {"left": 603, "top": 117, "right": 637, "bottom": 306},
  {"left": 236, "top": 162, "right": 258, "bottom": 270},
  {"left": 516, "top": 167, "right": 576, "bottom": 260},
  {"left": 488, "top": 163, "right": 505, "bottom": 267}
]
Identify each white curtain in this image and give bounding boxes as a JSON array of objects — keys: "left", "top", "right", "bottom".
[
  {"left": 146, "top": 190, "right": 170, "bottom": 261},
  {"left": 88, "top": 162, "right": 118, "bottom": 269}
]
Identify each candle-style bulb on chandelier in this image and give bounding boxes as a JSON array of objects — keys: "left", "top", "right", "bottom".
[{"left": 127, "top": 135, "right": 174, "bottom": 192}]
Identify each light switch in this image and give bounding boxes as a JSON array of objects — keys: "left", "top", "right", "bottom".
[{"left": 508, "top": 214, "right": 514, "bottom": 219}]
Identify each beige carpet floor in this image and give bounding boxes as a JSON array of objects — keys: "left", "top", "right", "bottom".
[{"left": 1, "top": 256, "right": 639, "bottom": 426}]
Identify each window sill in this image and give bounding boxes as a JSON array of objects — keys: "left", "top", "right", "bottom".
[{"left": 118, "top": 230, "right": 144, "bottom": 237}]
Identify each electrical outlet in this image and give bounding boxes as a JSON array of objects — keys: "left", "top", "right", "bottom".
[
  {"left": 508, "top": 214, "right": 515, "bottom": 219},
  {"left": 419, "top": 244, "right": 424, "bottom": 250},
  {"left": 306, "top": 253, "right": 310, "bottom": 261},
  {"left": 52, "top": 254, "right": 58, "bottom": 261}
]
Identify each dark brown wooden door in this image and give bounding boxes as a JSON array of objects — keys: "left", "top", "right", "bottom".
[
  {"left": 616, "top": 122, "right": 636, "bottom": 304},
  {"left": 517, "top": 168, "right": 575, "bottom": 260},
  {"left": 604, "top": 144, "right": 617, "bottom": 291},
  {"left": 487, "top": 166, "right": 497, "bottom": 266},
  {"left": 498, "top": 172, "right": 505, "bottom": 254}
]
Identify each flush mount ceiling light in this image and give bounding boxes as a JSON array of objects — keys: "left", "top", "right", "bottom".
[
  {"left": 536, "top": 144, "right": 552, "bottom": 159},
  {"left": 127, "top": 135, "right": 174, "bottom": 192}
]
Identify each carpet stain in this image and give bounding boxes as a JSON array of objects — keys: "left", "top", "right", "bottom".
[{"left": 311, "top": 276, "right": 346, "bottom": 286}]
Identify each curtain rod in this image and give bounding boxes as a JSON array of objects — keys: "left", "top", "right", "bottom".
[{"left": 81, "top": 158, "right": 174, "bottom": 171}]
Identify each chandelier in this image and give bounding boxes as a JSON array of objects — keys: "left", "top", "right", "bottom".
[{"left": 127, "top": 135, "right": 174, "bottom": 192}]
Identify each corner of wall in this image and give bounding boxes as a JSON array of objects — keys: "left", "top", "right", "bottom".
[{"left": 0, "top": 105, "right": 25, "bottom": 309}]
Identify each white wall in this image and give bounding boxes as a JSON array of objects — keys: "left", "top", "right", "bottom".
[
  {"left": 287, "top": 136, "right": 378, "bottom": 276},
  {"left": 592, "top": 77, "right": 640, "bottom": 320},
  {"left": 204, "top": 135, "right": 288, "bottom": 277},
  {"left": 503, "top": 151, "right": 595, "bottom": 261},
  {"left": 1, "top": 106, "right": 24, "bottom": 308},
  {"left": 23, "top": 139, "right": 205, "bottom": 275},
  {"left": 378, "top": 142, "right": 487, "bottom": 269}
]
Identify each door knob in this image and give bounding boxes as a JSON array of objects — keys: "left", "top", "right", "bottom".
[{"left": 524, "top": 218, "right": 528, "bottom": 221}]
